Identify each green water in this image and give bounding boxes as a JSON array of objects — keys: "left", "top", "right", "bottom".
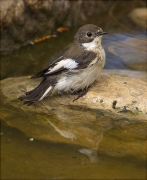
[
  {"left": 1, "top": 112, "right": 146, "bottom": 179},
  {"left": 1, "top": 98, "right": 146, "bottom": 179}
]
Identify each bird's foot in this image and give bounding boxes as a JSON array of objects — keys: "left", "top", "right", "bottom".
[{"left": 72, "top": 86, "right": 90, "bottom": 102}]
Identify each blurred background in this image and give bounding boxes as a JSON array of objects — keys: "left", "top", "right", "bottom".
[{"left": 1, "top": 0, "right": 146, "bottom": 79}]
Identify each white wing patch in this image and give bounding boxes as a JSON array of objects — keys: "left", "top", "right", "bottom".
[
  {"left": 45, "top": 59, "right": 78, "bottom": 74},
  {"left": 63, "top": 59, "right": 78, "bottom": 69},
  {"left": 39, "top": 86, "right": 52, "bottom": 101},
  {"left": 82, "top": 36, "right": 99, "bottom": 51}
]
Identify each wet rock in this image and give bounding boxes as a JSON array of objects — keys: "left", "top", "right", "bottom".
[
  {"left": 1, "top": 73, "right": 147, "bottom": 117},
  {"left": 129, "top": 8, "right": 147, "bottom": 29},
  {"left": 1, "top": 73, "right": 146, "bottom": 161}
]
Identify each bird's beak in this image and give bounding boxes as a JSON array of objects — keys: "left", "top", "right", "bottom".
[
  {"left": 99, "top": 31, "right": 108, "bottom": 36},
  {"left": 96, "top": 31, "right": 108, "bottom": 36}
]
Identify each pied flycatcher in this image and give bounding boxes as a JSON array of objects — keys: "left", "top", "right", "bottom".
[{"left": 20, "top": 24, "right": 108, "bottom": 104}]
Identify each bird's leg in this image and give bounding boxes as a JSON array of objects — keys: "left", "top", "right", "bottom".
[
  {"left": 71, "top": 88, "right": 81, "bottom": 95},
  {"left": 72, "top": 86, "right": 90, "bottom": 102}
]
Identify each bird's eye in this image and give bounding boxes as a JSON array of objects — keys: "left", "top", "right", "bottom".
[{"left": 87, "top": 32, "right": 92, "bottom": 37}]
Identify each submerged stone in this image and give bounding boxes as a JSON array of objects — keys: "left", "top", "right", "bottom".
[{"left": 107, "top": 35, "right": 147, "bottom": 71}]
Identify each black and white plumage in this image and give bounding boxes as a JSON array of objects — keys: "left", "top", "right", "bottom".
[{"left": 20, "top": 24, "right": 107, "bottom": 103}]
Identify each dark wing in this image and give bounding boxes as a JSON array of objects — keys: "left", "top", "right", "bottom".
[
  {"left": 71, "top": 50, "right": 97, "bottom": 69},
  {"left": 30, "top": 50, "right": 98, "bottom": 79},
  {"left": 30, "top": 56, "right": 66, "bottom": 79}
]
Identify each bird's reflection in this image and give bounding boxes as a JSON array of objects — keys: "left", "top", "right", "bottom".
[{"left": 42, "top": 100, "right": 104, "bottom": 163}]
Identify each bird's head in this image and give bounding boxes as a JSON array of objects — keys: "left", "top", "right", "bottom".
[{"left": 74, "top": 24, "right": 108, "bottom": 50}]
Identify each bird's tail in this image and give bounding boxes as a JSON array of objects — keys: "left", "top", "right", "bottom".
[{"left": 19, "top": 78, "right": 53, "bottom": 105}]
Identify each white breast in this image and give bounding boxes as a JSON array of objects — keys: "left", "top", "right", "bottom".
[{"left": 82, "top": 36, "right": 99, "bottom": 51}]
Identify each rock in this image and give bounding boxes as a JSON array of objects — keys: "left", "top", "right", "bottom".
[
  {"left": 129, "top": 8, "right": 147, "bottom": 28},
  {"left": 1, "top": 73, "right": 146, "bottom": 161},
  {"left": 1, "top": 0, "right": 109, "bottom": 54},
  {"left": 107, "top": 34, "right": 147, "bottom": 71},
  {"left": 1, "top": 73, "right": 147, "bottom": 116},
  {"left": 1, "top": 0, "right": 25, "bottom": 25}
]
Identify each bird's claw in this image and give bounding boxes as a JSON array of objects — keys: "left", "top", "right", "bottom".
[{"left": 72, "top": 86, "right": 90, "bottom": 102}]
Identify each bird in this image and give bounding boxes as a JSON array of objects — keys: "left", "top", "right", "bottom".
[{"left": 19, "top": 24, "right": 108, "bottom": 104}]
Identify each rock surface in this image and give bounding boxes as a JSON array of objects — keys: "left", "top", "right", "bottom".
[{"left": 1, "top": 71, "right": 147, "bottom": 117}]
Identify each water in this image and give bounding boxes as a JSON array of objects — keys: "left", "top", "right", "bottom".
[
  {"left": 1, "top": 29, "right": 146, "bottom": 80},
  {"left": 1, "top": 104, "right": 146, "bottom": 179},
  {"left": 1, "top": 2, "right": 147, "bottom": 179}
]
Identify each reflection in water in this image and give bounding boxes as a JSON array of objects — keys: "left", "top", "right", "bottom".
[
  {"left": 78, "top": 131, "right": 103, "bottom": 163},
  {"left": 103, "top": 33, "right": 146, "bottom": 70},
  {"left": 46, "top": 118, "right": 76, "bottom": 140},
  {"left": 43, "top": 101, "right": 104, "bottom": 163},
  {"left": 79, "top": 149, "right": 98, "bottom": 163}
]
